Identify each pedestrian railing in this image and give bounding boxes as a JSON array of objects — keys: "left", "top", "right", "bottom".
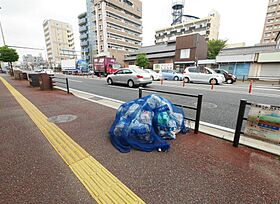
[
  {"left": 138, "top": 87, "right": 203, "bottom": 134},
  {"left": 233, "top": 99, "right": 280, "bottom": 147},
  {"left": 50, "top": 76, "right": 70, "bottom": 94}
]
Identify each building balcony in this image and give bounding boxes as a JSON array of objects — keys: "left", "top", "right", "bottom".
[
  {"left": 107, "top": 17, "right": 142, "bottom": 34},
  {"left": 107, "top": 27, "right": 142, "bottom": 42},
  {"left": 107, "top": 38, "right": 140, "bottom": 50},
  {"left": 79, "top": 26, "right": 87, "bottom": 33},
  {"left": 79, "top": 18, "right": 87, "bottom": 26},
  {"left": 81, "top": 48, "right": 89, "bottom": 53},
  {"left": 80, "top": 33, "right": 88, "bottom": 40},
  {"left": 78, "top": 12, "right": 87, "bottom": 19},
  {"left": 106, "top": 6, "right": 142, "bottom": 25},
  {"left": 107, "top": 1, "right": 142, "bottom": 19},
  {"left": 80, "top": 41, "right": 89, "bottom": 47}
]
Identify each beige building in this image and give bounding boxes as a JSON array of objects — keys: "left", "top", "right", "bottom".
[
  {"left": 43, "top": 19, "right": 75, "bottom": 66},
  {"left": 79, "top": 0, "right": 143, "bottom": 65},
  {"left": 261, "top": 0, "right": 280, "bottom": 44},
  {"left": 155, "top": 10, "right": 220, "bottom": 44}
]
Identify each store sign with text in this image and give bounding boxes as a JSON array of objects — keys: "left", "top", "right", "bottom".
[
  {"left": 245, "top": 103, "right": 280, "bottom": 145},
  {"left": 153, "top": 63, "right": 173, "bottom": 71}
]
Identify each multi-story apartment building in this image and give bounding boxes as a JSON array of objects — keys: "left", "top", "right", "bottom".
[
  {"left": 78, "top": 12, "right": 90, "bottom": 62},
  {"left": 261, "top": 0, "right": 280, "bottom": 44},
  {"left": 43, "top": 19, "right": 75, "bottom": 66},
  {"left": 78, "top": 0, "right": 143, "bottom": 65},
  {"left": 155, "top": 10, "right": 220, "bottom": 45}
]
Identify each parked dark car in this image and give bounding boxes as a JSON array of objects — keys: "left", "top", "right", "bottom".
[{"left": 215, "top": 69, "right": 237, "bottom": 84}]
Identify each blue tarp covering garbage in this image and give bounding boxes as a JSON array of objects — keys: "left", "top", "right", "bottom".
[{"left": 109, "top": 94, "right": 188, "bottom": 153}]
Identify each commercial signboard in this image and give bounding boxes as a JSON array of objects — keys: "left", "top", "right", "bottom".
[
  {"left": 258, "top": 52, "right": 280, "bottom": 63},
  {"left": 245, "top": 103, "right": 280, "bottom": 144},
  {"left": 153, "top": 63, "right": 173, "bottom": 71}
]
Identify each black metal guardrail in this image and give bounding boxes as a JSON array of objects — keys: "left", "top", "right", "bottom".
[
  {"left": 50, "top": 76, "right": 69, "bottom": 94},
  {"left": 235, "top": 75, "right": 280, "bottom": 83},
  {"left": 233, "top": 99, "right": 280, "bottom": 147},
  {"left": 138, "top": 87, "right": 203, "bottom": 134}
]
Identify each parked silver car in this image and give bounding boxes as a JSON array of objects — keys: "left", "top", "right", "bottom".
[
  {"left": 107, "top": 68, "right": 152, "bottom": 88},
  {"left": 143, "top": 69, "right": 162, "bottom": 81},
  {"left": 183, "top": 66, "right": 225, "bottom": 84}
]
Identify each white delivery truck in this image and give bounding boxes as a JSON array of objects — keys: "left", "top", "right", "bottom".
[{"left": 61, "top": 59, "right": 89, "bottom": 74}]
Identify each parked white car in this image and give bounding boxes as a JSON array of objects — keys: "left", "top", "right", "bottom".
[
  {"left": 107, "top": 68, "right": 152, "bottom": 88},
  {"left": 144, "top": 69, "right": 162, "bottom": 81},
  {"left": 40, "top": 69, "right": 54, "bottom": 75},
  {"left": 183, "top": 66, "right": 225, "bottom": 85}
]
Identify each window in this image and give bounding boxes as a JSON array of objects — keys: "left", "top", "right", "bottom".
[
  {"left": 158, "top": 60, "right": 166, "bottom": 64},
  {"left": 180, "top": 49, "right": 190, "bottom": 59},
  {"left": 188, "top": 68, "right": 199, "bottom": 73},
  {"left": 123, "top": 69, "right": 133, "bottom": 74},
  {"left": 124, "top": 0, "right": 133, "bottom": 7},
  {"left": 116, "top": 70, "right": 124, "bottom": 74}
]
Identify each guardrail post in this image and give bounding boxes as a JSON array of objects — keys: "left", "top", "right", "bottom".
[
  {"left": 50, "top": 76, "right": 53, "bottom": 90},
  {"left": 139, "top": 87, "right": 142, "bottom": 98},
  {"left": 194, "top": 94, "right": 203, "bottom": 134},
  {"left": 66, "top": 78, "right": 69, "bottom": 94},
  {"left": 233, "top": 99, "right": 247, "bottom": 147}
]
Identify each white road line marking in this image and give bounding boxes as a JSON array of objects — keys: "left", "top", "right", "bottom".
[
  {"left": 107, "top": 85, "right": 138, "bottom": 91},
  {"left": 68, "top": 79, "right": 83, "bottom": 83}
]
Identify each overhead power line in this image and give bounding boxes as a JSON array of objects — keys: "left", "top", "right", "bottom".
[{"left": 7, "top": 45, "right": 45, "bottom": 51}]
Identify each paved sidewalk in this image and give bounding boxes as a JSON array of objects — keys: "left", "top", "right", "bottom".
[{"left": 1, "top": 74, "right": 280, "bottom": 204}]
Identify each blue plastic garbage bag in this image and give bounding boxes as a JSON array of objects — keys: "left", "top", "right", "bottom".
[{"left": 109, "top": 94, "right": 188, "bottom": 153}]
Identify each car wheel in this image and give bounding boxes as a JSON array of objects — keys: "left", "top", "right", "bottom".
[
  {"left": 107, "top": 78, "right": 113, "bottom": 85},
  {"left": 184, "top": 77, "right": 190, "bottom": 83},
  {"left": 174, "top": 76, "right": 179, "bottom": 81},
  {"left": 226, "top": 79, "right": 233, "bottom": 84},
  {"left": 151, "top": 76, "right": 154, "bottom": 81},
  {"left": 128, "top": 80, "right": 134, "bottom": 88},
  {"left": 209, "top": 78, "right": 218, "bottom": 85}
]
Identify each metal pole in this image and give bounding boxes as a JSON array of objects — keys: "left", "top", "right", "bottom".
[
  {"left": 0, "top": 7, "right": 6, "bottom": 45},
  {"left": 194, "top": 94, "right": 203, "bottom": 134},
  {"left": 233, "top": 99, "right": 247, "bottom": 147},
  {"left": 139, "top": 87, "right": 142, "bottom": 98},
  {"left": 66, "top": 78, "right": 69, "bottom": 94}
]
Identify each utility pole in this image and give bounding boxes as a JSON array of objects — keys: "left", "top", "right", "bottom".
[{"left": 0, "top": 6, "right": 6, "bottom": 45}]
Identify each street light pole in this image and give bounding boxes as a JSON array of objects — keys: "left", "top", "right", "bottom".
[{"left": 0, "top": 6, "right": 6, "bottom": 45}]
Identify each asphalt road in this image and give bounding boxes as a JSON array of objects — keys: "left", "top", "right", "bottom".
[{"left": 56, "top": 74, "right": 280, "bottom": 129}]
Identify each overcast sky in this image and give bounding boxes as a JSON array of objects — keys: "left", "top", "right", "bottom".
[{"left": 0, "top": 0, "right": 268, "bottom": 60}]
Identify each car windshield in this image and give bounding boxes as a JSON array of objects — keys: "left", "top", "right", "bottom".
[
  {"left": 204, "top": 68, "right": 214, "bottom": 74},
  {"left": 131, "top": 68, "right": 146, "bottom": 74}
]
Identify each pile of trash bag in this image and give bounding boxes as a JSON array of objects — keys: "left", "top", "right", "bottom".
[{"left": 109, "top": 94, "right": 188, "bottom": 153}]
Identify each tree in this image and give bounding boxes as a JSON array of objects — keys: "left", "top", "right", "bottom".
[
  {"left": 135, "top": 53, "right": 149, "bottom": 68},
  {"left": 0, "top": 45, "right": 19, "bottom": 71},
  {"left": 207, "top": 39, "right": 227, "bottom": 59}
]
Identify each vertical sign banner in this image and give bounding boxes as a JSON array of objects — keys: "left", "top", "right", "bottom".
[{"left": 245, "top": 103, "right": 280, "bottom": 145}]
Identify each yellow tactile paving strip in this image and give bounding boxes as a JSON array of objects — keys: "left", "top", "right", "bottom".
[{"left": 0, "top": 77, "right": 145, "bottom": 204}]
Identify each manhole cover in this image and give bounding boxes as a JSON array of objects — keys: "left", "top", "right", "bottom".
[
  {"left": 48, "top": 114, "right": 77, "bottom": 123},
  {"left": 194, "top": 102, "right": 217, "bottom": 109}
]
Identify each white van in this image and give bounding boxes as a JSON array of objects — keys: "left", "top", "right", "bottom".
[{"left": 183, "top": 66, "right": 225, "bottom": 85}]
